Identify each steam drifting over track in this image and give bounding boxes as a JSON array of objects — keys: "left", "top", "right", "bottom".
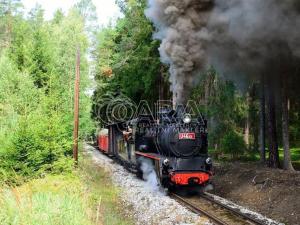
[
  {"left": 85, "top": 143, "right": 284, "bottom": 225},
  {"left": 84, "top": 143, "right": 212, "bottom": 225}
]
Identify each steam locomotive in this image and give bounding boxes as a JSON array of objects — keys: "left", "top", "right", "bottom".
[{"left": 97, "top": 106, "right": 213, "bottom": 189}]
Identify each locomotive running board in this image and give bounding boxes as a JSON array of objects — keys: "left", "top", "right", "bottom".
[{"left": 135, "top": 151, "right": 161, "bottom": 161}]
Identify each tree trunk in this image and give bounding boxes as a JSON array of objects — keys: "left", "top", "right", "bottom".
[
  {"left": 259, "top": 74, "right": 266, "bottom": 163},
  {"left": 266, "top": 84, "right": 280, "bottom": 168},
  {"left": 244, "top": 119, "right": 250, "bottom": 146},
  {"left": 244, "top": 93, "right": 250, "bottom": 147},
  {"left": 281, "top": 77, "right": 295, "bottom": 171}
]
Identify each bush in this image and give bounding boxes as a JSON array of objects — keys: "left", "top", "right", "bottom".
[
  {"left": 221, "top": 130, "right": 246, "bottom": 159},
  {"left": 1, "top": 113, "right": 74, "bottom": 183}
]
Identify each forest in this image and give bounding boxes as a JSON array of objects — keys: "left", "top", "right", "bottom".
[
  {"left": 0, "top": 0, "right": 95, "bottom": 184},
  {"left": 0, "top": 0, "right": 299, "bottom": 224}
]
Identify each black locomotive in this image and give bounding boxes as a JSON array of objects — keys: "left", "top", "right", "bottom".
[{"left": 97, "top": 106, "right": 213, "bottom": 189}]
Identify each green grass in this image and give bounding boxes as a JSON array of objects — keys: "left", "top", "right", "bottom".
[
  {"left": 210, "top": 147, "right": 300, "bottom": 170},
  {"left": 279, "top": 148, "right": 300, "bottom": 169},
  {"left": 0, "top": 175, "right": 90, "bottom": 225},
  {"left": 79, "top": 156, "right": 133, "bottom": 225},
  {"left": 279, "top": 147, "right": 300, "bottom": 161},
  {"left": 0, "top": 155, "right": 133, "bottom": 225}
]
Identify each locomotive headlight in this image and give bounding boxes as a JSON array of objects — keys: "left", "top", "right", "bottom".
[
  {"left": 163, "top": 158, "right": 169, "bottom": 166},
  {"left": 183, "top": 114, "right": 192, "bottom": 124},
  {"left": 206, "top": 157, "right": 212, "bottom": 165}
]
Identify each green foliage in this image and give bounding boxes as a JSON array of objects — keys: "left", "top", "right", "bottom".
[
  {"left": 221, "top": 130, "right": 246, "bottom": 159},
  {"left": 0, "top": 3, "right": 95, "bottom": 184},
  {"left": 0, "top": 0, "right": 22, "bottom": 15},
  {"left": 191, "top": 69, "right": 248, "bottom": 152},
  {"left": 92, "top": 0, "right": 163, "bottom": 118},
  {"left": 75, "top": 0, "right": 98, "bottom": 35},
  {"left": 2, "top": 114, "right": 73, "bottom": 178},
  {"left": 290, "top": 110, "right": 300, "bottom": 146}
]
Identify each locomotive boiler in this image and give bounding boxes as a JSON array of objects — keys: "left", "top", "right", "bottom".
[{"left": 97, "top": 106, "right": 213, "bottom": 189}]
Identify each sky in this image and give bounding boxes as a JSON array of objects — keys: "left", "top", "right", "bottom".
[{"left": 22, "top": 0, "right": 122, "bottom": 26}]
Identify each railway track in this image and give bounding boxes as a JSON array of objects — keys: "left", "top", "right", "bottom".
[
  {"left": 92, "top": 145, "right": 280, "bottom": 225},
  {"left": 170, "top": 192, "right": 268, "bottom": 225}
]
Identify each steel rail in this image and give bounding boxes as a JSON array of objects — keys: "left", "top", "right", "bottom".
[
  {"left": 201, "top": 193, "right": 266, "bottom": 225},
  {"left": 94, "top": 145, "right": 267, "bottom": 225},
  {"left": 170, "top": 193, "right": 229, "bottom": 225}
]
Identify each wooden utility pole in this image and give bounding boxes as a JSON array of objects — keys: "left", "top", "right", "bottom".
[{"left": 73, "top": 48, "right": 80, "bottom": 164}]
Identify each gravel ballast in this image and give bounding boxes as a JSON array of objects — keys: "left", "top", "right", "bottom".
[{"left": 85, "top": 144, "right": 211, "bottom": 225}]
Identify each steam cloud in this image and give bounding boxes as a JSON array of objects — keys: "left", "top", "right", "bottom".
[
  {"left": 146, "top": 0, "right": 300, "bottom": 104},
  {"left": 139, "top": 158, "right": 165, "bottom": 194}
]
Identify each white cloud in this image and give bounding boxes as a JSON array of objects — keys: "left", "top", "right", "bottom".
[{"left": 22, "top": 0, "right": 121, "bottom": 26}]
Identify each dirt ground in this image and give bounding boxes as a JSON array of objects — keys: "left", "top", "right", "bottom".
[{"left": 209, "top": 162, "right": 300, "bottom": 225}]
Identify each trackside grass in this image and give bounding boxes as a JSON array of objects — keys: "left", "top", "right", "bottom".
[
  {"left": 209, "top": 147, "right": 300, "bottom": 170},
  {"left": 0, "top": 175, "right": 90, "bottom": 225},
  {"left": 79, "top": 155, "right": 134, "bottom": 225},
  {"left": 0, "top": 155, "right": 133, "bottom": 225}
]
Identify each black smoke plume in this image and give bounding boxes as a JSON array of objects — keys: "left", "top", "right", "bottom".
[{"left": 146, "top": 0, "right": 300, "bottom": 103}]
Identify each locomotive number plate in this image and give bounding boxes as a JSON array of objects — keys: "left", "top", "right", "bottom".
[{"left": 179, "top": 133, "right": 196, "bottom": 140}]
